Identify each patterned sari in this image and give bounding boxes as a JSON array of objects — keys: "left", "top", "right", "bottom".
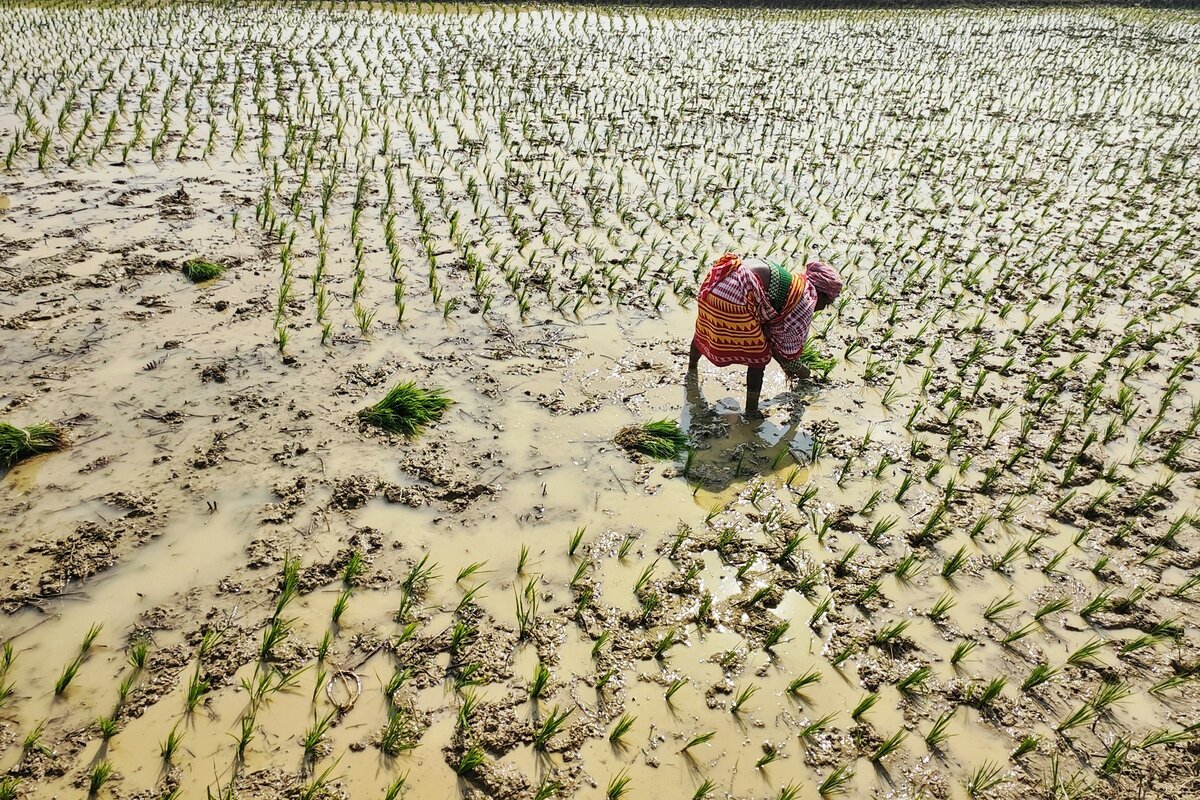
[{"left": 693, "top": 253, "right": 824, "bottom": 371}]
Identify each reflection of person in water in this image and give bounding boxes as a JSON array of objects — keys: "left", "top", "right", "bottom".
[
  {"left": 687, "top": 253, "right": 843, "bottom": 416},
  {"left": 684, "top": 369, "right": 806, "bottom": 491}
]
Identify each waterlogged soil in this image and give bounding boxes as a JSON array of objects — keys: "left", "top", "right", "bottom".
[{"left": 2, "top": 4, "right": 1200, "bottom": 800}]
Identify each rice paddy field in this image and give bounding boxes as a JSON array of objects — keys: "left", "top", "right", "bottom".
[{"left": 1, "top": 2, "right": 1199, "bottom": 799}]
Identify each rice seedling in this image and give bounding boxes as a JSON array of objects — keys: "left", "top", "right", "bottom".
[
  {"left": 529, "top": 662, "right": 550, "bottom": 700},
  {"left": 380, "top": 711, "right": 418, "bottom": 756},
  {"left": 1001, "top": 621, "right": 1040, "bottom": 645},
  {"left": 54, "top": 654, "right": 84, "bottom": 696},
  {"left": 798, "top": 711, "right": 838, "bottom": 743},
  {"left": 928, "top": 593, "right": 955, "bottom": 621},
  {"left": 971, "top": 677, "right": 1007, "bottom": 710},
  {"left": 787, "top": 668, "right": 821, "bottom": 695},
  {"left": 682, "top": 731, "right": 715, "bottom": 751},
  {"left": 87, "top": 760, "right": 113, "bottom": 796},
  {"left": 940, "top": 546, "right": 969, "bottom": 579},
  {"left": 382, "top": 774, "right": 410, "bottom": 800},
  {"left": 850, "top": 692, "right": 878, "bottom": 722},
  {"left": 22, "top": 722, "right": 49, "bottom": 757},
  {"left": 1149, "top": 673, "right": 1193, "bottom": 696},
  {"left": 830, "top": 641, "right": 858, "bottom": 667},
  {"left": 359, "top": 382, "right": 452, "bottom": 436},
  {"left": 1066, "top": 637, "right": 1107, "bottom": 666},
  {"left": 1033, "top": 596, "right": 1070, "bottom": 622},
  {"left": 160, "top": 723, "right": 183, "bottom": 761},
  {"left": 455, "top": 744, "right": 486, "bottom": 775},
  {"left": 874, "top": 619, "right": 909, "bottom": 647},
  {"left": 653, "top": 627, "right": 679, "bottom": 659},
  {"left": 1012, "top": 734, "right": 1039, "bottom": 759},
  {"left": 232, "top": 712, "right": 255, "bottom": 759},
  {"left": 567, "top": 527, "right": 585, "bottom": 557},
  {"left": 457, "top": 690, "right": 478, "bottom": 731},
  {"left": 302, "top": 709, "right": 336, "bottom": 761},
  {"left": 618, "top": 535, "right": 636, "bottom": 559},
  {"left": 533, "top": 706, "right": 572, "bottom": 750},
  {"left": 1099, "top": 737, "right": 1131, "bottom": 775},
  {"left": 609, "top": 713, "right": 635, "bottom": 743},
  {"left": 1120, "top": 633, "right": 1161, "bottom": 655},
  {"left": 897, "top": 665, "right": 932, "bottom": 695},
  {"left": 0, "top": 421, "right": 67, "bottom": 467},
  {"left": 181, "top": 666, "right": 210, "bottom": 714},
  {"left": 1055, "top": 701, "right": 1098, "bottom": 733},
  {"left": 818, "top": 764, "right": 854, "bottom": 796},
  {"left": 95, "top": 714, "right": 118, "bottom": 741},
  {"left": 730, "top": 683, "right": 759, "bottom": 714},
  {"left": 965, "top": 762, "right": 1008, "bottom": 796},
  {"left": 328, "top": 588, "right": 351, "bottom": 626},
  {"left": 1139, "top": 728, "right": 1195, "bottom": 748},
  {"left": 763, "top": 621, "right": 789, "bottom": 651},
  {"left": 1021, "top": 662, "right": 1060, "bottom": 692},
  {"left": 1042, "top": 756, "right": 1095, "bottom": 799},
  {"left": 983, "top": 592, "right": 1019, "bottom": 622},
  {"left": 659, "top": 676, "right": 689, "bottom": 707},
  {"left": 870, "top": 729, "right": 906, "bottom": 762},
  {"left": 456, "top": 562, "right": 486, "bottom": 584},
  {"left": 614, "top": 419, "right": 688, "bottom": 460},
  {"left": 925, "top": 708, "right": 955, "bottom": 749},
  {"left": 606, "top": 770, "right": 631, "bottom": 800},
  {"left": 1079, "top": 588, "right": 1112, "bottom": 619},
  {"left": 1090, "top": 680, "right": 1132, "bottom": 713}
]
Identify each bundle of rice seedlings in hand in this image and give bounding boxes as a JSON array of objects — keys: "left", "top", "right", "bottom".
[
  {"left": 799, "top": 343, "right": 837, "bottom": 379},
  {"left": 0, "top": 421, "right": 67, "bottom": 468},
  {"left": 181, "top": 258, "right": 226, "bottom": 283},
  {"left": 359, "top": 381, "right": 452, "bottom": 436},
  {"left": 614, "top": 419, "right": 689, "bottom": 460}
]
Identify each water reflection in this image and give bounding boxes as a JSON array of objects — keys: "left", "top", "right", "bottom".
[{"left": 682, "top": 374, "right": 817, "bottom": 495}]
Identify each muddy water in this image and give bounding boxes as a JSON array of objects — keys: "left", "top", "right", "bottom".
[{"left": 3, "top": 3, "right": 1200, "bottom": 800}]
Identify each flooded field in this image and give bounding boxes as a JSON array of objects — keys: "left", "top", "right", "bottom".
[{"left": 2, "top": 2, "right": 1199, "bottom": 799}]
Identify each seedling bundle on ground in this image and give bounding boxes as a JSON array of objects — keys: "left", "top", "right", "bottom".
[
  {"left": 0, "top": 421, "right": 66, "bottom": 468},
  {"left": 359, "top": 381, "right": 452, "bottom": 436},
  {"left": 614, "top": 419, "right": 689, "bottom": 460}
]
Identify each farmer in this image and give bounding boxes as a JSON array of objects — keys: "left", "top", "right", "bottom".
[{"left": 687, "top": 253, "right": 843, "bottom": 416}]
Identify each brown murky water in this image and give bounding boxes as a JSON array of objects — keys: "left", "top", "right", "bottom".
[{"left": 1, "top": 3, "right": 1199, "bottom": 800}]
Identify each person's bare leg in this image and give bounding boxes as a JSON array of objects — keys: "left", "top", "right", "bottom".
[
  {"left": 746, "top": 366, "right": 764, "bottom": 415},
  {"left": 687, "top": 338, "right": 701, "bottom": 375}
]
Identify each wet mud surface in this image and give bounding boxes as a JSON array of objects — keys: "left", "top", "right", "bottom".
[{"left": 1, "top": 3, "right": 1200, "bottom": 800}]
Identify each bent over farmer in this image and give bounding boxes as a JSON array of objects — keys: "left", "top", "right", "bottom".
[{"left": 688, "top": 253, "right": 843, "bottom": 415}]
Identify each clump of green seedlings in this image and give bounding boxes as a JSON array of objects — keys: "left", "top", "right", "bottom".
[
  {"left": 614, "top": 419, "right": 689, "bottom": 460},
  {"left": 359, "top": 381, "right": 452, "bottom": 436},
  {"left": 181, "top": 257, "right": 226, "bottom": 283},
  {"left": 0, "top": 421, "right": 67, "bottom": 468},
  {"left": 798, "top": 342, "right": 837, "bottom": 378}
]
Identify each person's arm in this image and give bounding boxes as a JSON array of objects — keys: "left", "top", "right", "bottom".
[{"left": 746, "top": 366, "right": 764, "bottom": 415}]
